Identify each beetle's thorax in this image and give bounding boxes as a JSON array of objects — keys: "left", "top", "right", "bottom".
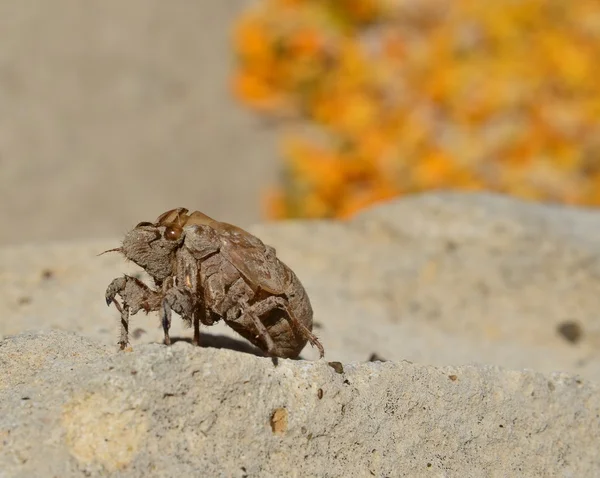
[{"left": 183, "top": 224, "right": 221, "bottom": 260}]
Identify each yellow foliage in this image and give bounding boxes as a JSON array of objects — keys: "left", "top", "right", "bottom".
[{"left": 232, "top": 0, "right": 600, "bottom": 219}]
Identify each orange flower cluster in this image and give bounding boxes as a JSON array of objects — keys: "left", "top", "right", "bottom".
[{"left": 232, "top": 0, "right": 600, "bottom": 219}]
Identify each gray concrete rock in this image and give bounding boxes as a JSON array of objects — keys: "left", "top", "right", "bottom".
[
  {"left": 0, "top": 330, "right": 598, "bottom": 477},
  {"left": 249, "top": 192, "right": 600, "bottom": 378},
  {"left": 2, "top": 192, "right": 600, "bottom": 476},
  {"left": 1, "top": 192, "right": 600, "bottom": 380}
]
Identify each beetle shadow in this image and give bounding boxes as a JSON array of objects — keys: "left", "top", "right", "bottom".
[
  {"left": 168, "top": 333, "right": 301, "bottom": 364},
  {"left": 169, "top": 333, "right": 265, "bottom": 357}
]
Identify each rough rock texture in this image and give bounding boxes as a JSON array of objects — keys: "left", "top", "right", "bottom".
[
  {"left": 1, "top": 330, "right": 598, "bottom": 477},
  {"left": 2, "top": 192, "right": 600, "bottom": 476},
  {"left": 2, "top": 192, "right": 599, "bottom": 377}
]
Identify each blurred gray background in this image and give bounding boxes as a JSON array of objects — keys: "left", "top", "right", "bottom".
[{"left": 0, "top": 0, "right": 279, "bottom": 246}]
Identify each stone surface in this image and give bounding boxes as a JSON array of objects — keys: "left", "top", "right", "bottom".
[
  {"left": 0, "top": 330, "right": 598, "bottom": 477},
  {"left": 2, "top": 192, "right": 600, "bottom": 476},
  {"left": 249, "top": 192, "right": 600, "bottom": 378},
  {"left": 2, "top": 192, "right": 599, "bottom": 378}
]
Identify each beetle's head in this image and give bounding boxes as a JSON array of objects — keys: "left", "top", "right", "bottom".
[
  {"left": 118, "top": 220, "right": 185, "bottom": 282},
  {"left": 100, "top": 207, "right": 220, "bottom": 282}
]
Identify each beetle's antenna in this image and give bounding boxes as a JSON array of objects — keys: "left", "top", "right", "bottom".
[{"left": 97, "top": 247, "right": 123, "bottom": 256}]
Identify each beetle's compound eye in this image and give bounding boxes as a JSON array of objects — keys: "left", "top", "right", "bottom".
[
  {"left": 164, "top": 224, "right": 183, "bottom": 241},
  {"left": 135, "top": 221, "right": 153, "bottom": 228}
]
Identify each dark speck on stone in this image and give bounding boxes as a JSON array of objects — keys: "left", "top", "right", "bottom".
[{"left": 557, "top": 321, "right": 583, "bottom": 344}]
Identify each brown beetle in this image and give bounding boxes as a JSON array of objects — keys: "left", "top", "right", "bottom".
[{"left": 104, "top": 208, "right": 324, "bottom": 359}]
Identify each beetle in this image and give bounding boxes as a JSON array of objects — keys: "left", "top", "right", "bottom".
[{"left": 104, "top": 208, "right": 324, "bottom": 359}]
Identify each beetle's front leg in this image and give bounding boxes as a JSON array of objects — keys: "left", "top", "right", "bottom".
[{"left": 105, "top": 275, "right": 162, "bottom": 350}]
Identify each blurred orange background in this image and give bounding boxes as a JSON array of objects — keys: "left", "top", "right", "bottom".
[{"left": 232, "top": 0, "right": 600, "bottom": 219}]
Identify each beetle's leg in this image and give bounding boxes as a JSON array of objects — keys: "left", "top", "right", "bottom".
[
  {"left": 162, "top": 286, "right": 197, "bottom": 345},
  {"left": 192, "top": 311, "right": 201, "bottom": 346},
  {"left": 246, "top": 310, "right": 278, "bottom": 356},
  {"left": 283, "top": 309, "right": 325, "bottom": 359},
  {"left": 201, "top": 259, "right": 242, "bottom": 319},
  {"left": 175, "top": 248, "right": 205, "bottom": 345},
  {"left": 111, "top": 295, "right": 130, "bottom": 350},
  {"left": 105, "top": 275, "right": 161, "bottom": 350},
  {"left": 240, "top": 296, "right": 325, "bottom": 358},
  {"left": 161, "top": 301, "right": 172, "bottom": 345},
  {"left": 206, "top": 276, "right": 249, "bottom": 317}
]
